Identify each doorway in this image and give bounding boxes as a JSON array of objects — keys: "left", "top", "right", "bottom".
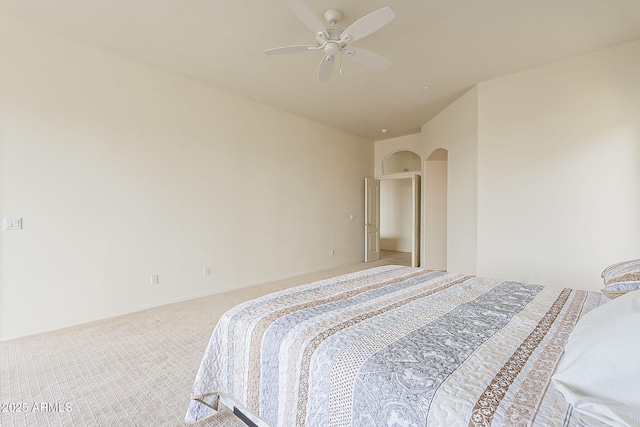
[
  {"left": 376, "top": 175, "right": 421, "bottom": 267},
  {"left": 368, "top": 150, "right": 422, "bottom": 267}
]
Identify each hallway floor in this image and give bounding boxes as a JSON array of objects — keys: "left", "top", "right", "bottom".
[{"left": 379, "top": 250, "right": 412, "bottom": 266}]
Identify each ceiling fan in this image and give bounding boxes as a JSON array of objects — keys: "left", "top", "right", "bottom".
[{"left": 265, "top": 0, "right": 395, "bottom": 82}]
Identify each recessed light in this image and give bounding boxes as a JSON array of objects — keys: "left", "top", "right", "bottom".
[
  {"left": 423, "top": 86, "right": 429, "bottom": 91},
  {"left": 381, "top": 128, "right": 388, "bottom": 133}
]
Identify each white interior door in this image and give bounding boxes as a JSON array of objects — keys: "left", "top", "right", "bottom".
[
  {"left": 412, "top": 174, "right": 421, "bottom": 267},
  {"left": 364, "top": 178, "right": 380, "bottom": 262}
]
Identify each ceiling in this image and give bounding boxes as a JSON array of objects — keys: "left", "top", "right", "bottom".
[{"left": 1, "top": 0, "right": 640, "bottom": 140}]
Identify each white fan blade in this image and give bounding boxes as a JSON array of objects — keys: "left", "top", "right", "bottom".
[
  {"left": 340, "top": 7, "right": 395, "bottom": 43},
  {"left": 287, "top": 0, "right": 327, "bottom": 36},
  {"left": 318, "top": 55, "right": 335, "bottom": 82},
  {"left": 343, "top": 48, "right": 391, "bottom": 69},
  {"left": 264, "top": 45, "right": 317, "bottom": 55}
]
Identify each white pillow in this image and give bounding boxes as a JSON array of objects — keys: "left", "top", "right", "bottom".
[{"left": 552, "top": 290, "right": 640, "bottom": 427}]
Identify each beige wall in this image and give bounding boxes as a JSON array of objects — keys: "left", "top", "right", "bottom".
[
  {"left": 424, "top": 160, "right": 447, "bottom": 270},
  {"left": 476, "top": 40, "right": 640, "bottom": 289},
  {"left": 0, "top": 18, "right": 373, "bottom": 339},
  {"left": 377, "top": 41, "right": 639, "bottom": 291},
  {"left": 420, "top": 87, "right": 479, "bottom": 275}
]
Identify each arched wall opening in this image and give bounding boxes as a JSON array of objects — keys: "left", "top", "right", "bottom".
[{"left": 424, "top": 148, "right": 448, "bottom": 270}]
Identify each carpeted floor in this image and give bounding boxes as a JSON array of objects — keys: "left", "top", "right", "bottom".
[{"left": 1, "top": 253, "right": 409, "bottom": 427}]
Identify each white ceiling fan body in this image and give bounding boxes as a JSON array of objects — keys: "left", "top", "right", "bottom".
[{"left": 265, "top": 0, "right": 395, "bottom": 81}]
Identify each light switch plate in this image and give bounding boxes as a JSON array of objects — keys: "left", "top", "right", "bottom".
[{"left": 4, "top": 218, "right": 22, "bottom": 230}]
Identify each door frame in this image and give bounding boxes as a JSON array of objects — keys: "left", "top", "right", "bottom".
[
  {"left": 366, "top": 174, "right": 421, "bottom": 266},
  {"left": 411, "top": 174, "right": 421, "bottom": 267},
  {"left": 364, "top": 178, "right": 381, "bottom": 262}
]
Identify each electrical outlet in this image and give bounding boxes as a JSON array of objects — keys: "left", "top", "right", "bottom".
[
  {"left": 4, "top": 218, "right": 22, "bottom": 230},
  {"left": 151, "top": 275, "right": 159, "bottom": 285}
]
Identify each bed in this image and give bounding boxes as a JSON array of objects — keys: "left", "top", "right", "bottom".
[{"left": 185, "top": 265, "right": 639, "bottom": 427}]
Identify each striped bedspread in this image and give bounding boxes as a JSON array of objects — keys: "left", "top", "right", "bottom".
[{"left": 185, "top": 265, "right": 605, "bottom": 426}]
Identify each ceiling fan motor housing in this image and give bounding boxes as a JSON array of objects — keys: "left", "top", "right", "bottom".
[
  {"left": 317, "top": 28, "right": 344, "bottom": 46},
  {"left": 324, "top": 8, "right": 343, "bottom": 26}
]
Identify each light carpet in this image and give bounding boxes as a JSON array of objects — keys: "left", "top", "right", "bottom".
[{"left": 1, "top": 254, "right": 408, "bottom": 426}]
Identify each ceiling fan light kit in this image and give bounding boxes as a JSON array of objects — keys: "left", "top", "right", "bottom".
[{"left": 265, "top": 0, "right": 395, "bottom": 81}]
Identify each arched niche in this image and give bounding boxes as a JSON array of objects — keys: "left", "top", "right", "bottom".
[{"left": 382, "top": 150, "right": 421, "bottom": 175}]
